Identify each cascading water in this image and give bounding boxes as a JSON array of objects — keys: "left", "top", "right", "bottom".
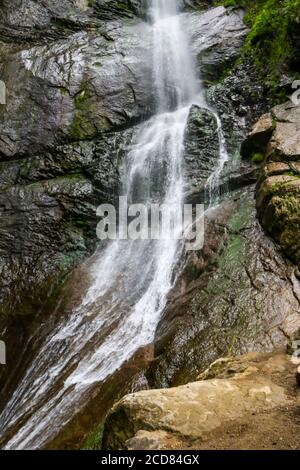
[{"left": 0, "top": 0, "right": 227, "bottom": 449}]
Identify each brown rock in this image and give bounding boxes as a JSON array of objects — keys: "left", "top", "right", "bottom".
[
  {"left": 102, "top": 359, "right": 289, "bottom": 450},
  {"left": 267, "top": 122, "right": 300, "bottom": 161},
  {"left": 244, "top": 102, "right": 300, "bottom": 267},
  {"left": 261, "top": 162, "right": 295, "bottom": 179},
  {"left": 265, "top": 103, "right": 300, "bottom": 161},
  {"left": 241, "top": 113, "right": 274, "bottom": 158}
]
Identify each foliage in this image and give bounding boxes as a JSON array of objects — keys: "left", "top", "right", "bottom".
[
  {"left": 251, "top": 152, "right": 265, "bottom": 163},
  {"left": 215, "top": 0, "right": 300, "bottom": 86}
]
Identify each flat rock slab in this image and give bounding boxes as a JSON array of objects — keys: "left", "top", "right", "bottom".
[
  {"left": 102, "top": 354, "right": 289, "bottom": 449},
  {"left": 103, "top": 352, "right": 300, "bottom": 450}
]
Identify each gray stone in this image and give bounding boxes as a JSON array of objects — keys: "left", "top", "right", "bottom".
[
  {"left": 187, "top": 7, "right": 248, "bottom": 85},
  {"left": 103, "top": 353, "right": 290, "bottom": 450},
  {"left": 183, "top": 105, "right": 219, "bottom": 201}
]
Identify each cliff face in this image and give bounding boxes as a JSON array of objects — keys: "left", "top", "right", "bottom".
[
  {"left": 0, "top": 0, "right": 300, "bottom": 450},
  {"left": 0, "top": 0, "right": 152, "bottom": 320},
  {"left": 0, "top": 3, "right": 248, "bottom": 318}
]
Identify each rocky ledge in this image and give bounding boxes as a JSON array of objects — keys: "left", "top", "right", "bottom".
[
  {"left": 242, "top": 102, "right": 300, "bottom": 269},
  {"left": 102, "top": 351, "right": 300, "bottom": 450}
]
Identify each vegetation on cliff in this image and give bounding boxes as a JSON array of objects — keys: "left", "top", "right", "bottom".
[{"left": 215, "top": 0, "right": 300, "bottom": 89}]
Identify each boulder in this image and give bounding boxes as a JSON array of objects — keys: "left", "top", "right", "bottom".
[{"left": 102, "top": 353, "right": 291, "bottom": 450}]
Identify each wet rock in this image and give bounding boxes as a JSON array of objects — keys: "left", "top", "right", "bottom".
[
  {"left": 0, "top": 3, "right": 254, "bottom": 319},
  {"left": 92, "top": 0, "right": 144, "bottom": 20},
  {"left": 0, "top": 4, "right": 251, "bottom": 160},
  {"left": 0, "top": 24, "right": 153, "bottom": 158},
  {"left": 0, "top": 0, "right": 151, "bottom": 316},
  {"left": 206, "top": 61, "right": 268, "bottom": 158},
  {"left": 184, "top": 8, "right": 259, "bottom": 202},
  {"left": 102, "top": 353, "right": 289, "bottom": 450},
  {"left": 183, "top": 105, "right": 219, "bottom": 201},
  {"left": 247, "top": 102, "right": 300, "bottom": 267},
  {"left": 0, "top": 129, "right": 133, "bottom": 316},
  {"left": 0, "top": 0, "right": 142, "bottom": 42},
  {"left": 146, "top": 190, "right": 300, "bottom": 388},
  {"left": 188, "top": 7, "right": 248, "bottom": 86},
  {"left": 183, "top": 105, "right": 257, "bottom": 205}
]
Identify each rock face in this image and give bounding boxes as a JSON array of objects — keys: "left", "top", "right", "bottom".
[
  {"left": 1, "top": 1, "right": 299, "bottom": 451},
  {"left": 0, "top": 3, "right": 249, "bottom": 319},
  {"left": 103, "top": 352, "right": 299, "bottom": 450},
  {"left": 183, "top": 105, "right": 220, "bottom": 201},
  {"left": 244, "top": 102, "right": 300, "bottom": 267},
  {"left": 0, "top": 1, "right": 152, "bottom": 317},
  {"left": 144, "top": 189, "right": 300, "bottom": 388},
  {"left": 0, "top": 25, "right": 152, "bottom": 158},
  {"left": 0, "top": 0, "right": 141, "bottom": 37},
  {"left": 0, "top": 134, "right": 132, "bottom": 316},
  {"left": 102, "top": 90, "right": 300, "bottom": 451},
  {"left": 188, "top": 7, "right": 248, "bottom": 86}
]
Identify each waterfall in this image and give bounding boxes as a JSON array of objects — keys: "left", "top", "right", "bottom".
[{"left": 0, "top": 0, "right": 227, "bottom": 449}]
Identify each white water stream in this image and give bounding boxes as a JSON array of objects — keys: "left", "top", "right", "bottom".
[{"left": 0, "top": 0, "right": 228, "bottom": 449}]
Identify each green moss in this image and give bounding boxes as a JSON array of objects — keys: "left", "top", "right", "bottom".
[
  {"left": 70, "top": 81, "right": 112, "bottom": 139},
  {"left": 251, "top": 152, "right": 265, "bottom": 163},
  {"left": 228, "top": 197, "right": 253, "bottom": 232},
  {"left": 205, "top": 197, "right": 252, "bottom": 297},
  {"left": 204, "top": 234, "right": 247, "bottom": 299},
  {"left": 220, "top": 236, "right": 246, "bottom": 270},
  {"left": 71, "top": 113, "right": 88, "bottom": 139},
  {"left": 271, "top": 118, "right": 277, "bottom": 131},
  {"left": 270, "top": 176, "right": 300, "bottom": 195},
  {"left": 82, "top": 422, "right": 105, "bottom": 450},
  {"left": 71, "top": 87, "right": 95, "bottom": 139},
  {"left": 215, "top": 0, "right": 300, "bottom": 93},
  {"left": 273, "top": 193, "right": 300, "bottom": 219},
  {"left": 263, "top": 189, "right": 300, "bottom": 263}
]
